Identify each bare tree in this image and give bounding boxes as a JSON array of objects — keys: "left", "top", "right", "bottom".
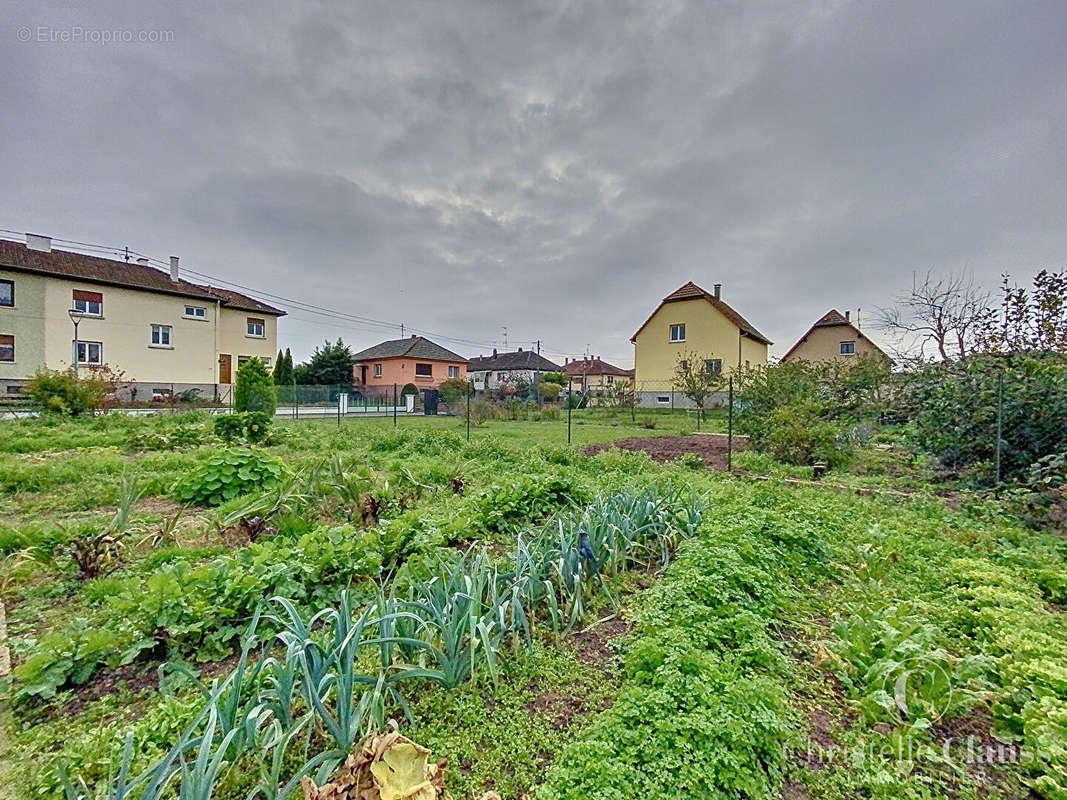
[
  {"left": 671, "top": 351, "right": 726, "bottom": 428},
  {"left": 877, "top": 270, "right": 993, "bottom": 360}
]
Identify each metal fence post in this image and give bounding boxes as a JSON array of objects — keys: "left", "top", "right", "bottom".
[
  {"left": 995, "top": 371, "right": 1004, "bottom": 487},
  {"left": 393, "top": 383, "right": 398, "bottom": 427},
  {"left": 567, "top": 396, "right": 572, "bottom": 444},
  {"left": 727, "top": 377, "right": 734, "bottom": 471},
  {"left": 466, "top": 383, "right": 472, "bottom": 440}
]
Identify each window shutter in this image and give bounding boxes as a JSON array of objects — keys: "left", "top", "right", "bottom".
[{"left": 73, "top": 290, "right": 103, "bottom": 302}]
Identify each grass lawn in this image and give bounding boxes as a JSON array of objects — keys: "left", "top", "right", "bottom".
[{"left": 0, "top": 411, "right": 1063, "bottom": 800}]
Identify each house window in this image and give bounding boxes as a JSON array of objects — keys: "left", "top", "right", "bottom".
[
  {"left": 0, "top": 280, "right": 13, "bottom": 307},
  {"left": 247, "top": 318, "right": 265, "bottom": 337},
  {"left": 374, "top": 364, "right": 383, "bottom": 378},
  {"left": 237, "top": 355, "right": 251, "bottom": 368},
  {"left": 656, "top": 395, "right": 670, "bottom": 404},
  {"left": 150, "top": 324, "right": 172, "bottom": 346},
  {"left": 6, "top": 384, "right": 22, "bottom": 394},
  {"left": 670, "top": 323, "right": 685, "bottom": 342},
  {"left": 677, "top": 360, "right": 688, "bottom": 372},
  {"left": 840, "top": 341, "right": 856, "bottom": 355},
  {"left": 704, "top": 359, "right": 722, "bottom": 374},
  {"left": 184, "top": 305, "right": 206, "bottom": 319},
  {"left": 448, "top": 365, "right": 460, "bottom": 378},
  {"left": 77, "top": 341, "right": 102, "bottom": 365},
  {"left": 415, "top": 363, "right": 432, "bottom": 377},
  {"left": 0, "top": 334, "right": 13, "bottom": 362},
  {"left": 73, "top": 290, "right": 103, "bottom": 316},
  {"left": 607, "top": 375, "right": 614, "bottom": 384},
  {"left": 497, "top": 372, "right": 507, "bottom": 380}
]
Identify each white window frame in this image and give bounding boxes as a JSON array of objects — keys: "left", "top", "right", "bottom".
[
  {"left": 448, "top": 365, "right": 460, "bottom": 378},
  {"left": 669, "top": 323, "right": 685, "bottom": 342},
  {"left": 415, "top": 362, "right": 433, "bottom": 377},
  {"left": 656, "top": 395, "right": 670, "bottom": 404},
  {"left": 704, "top": 359, "right": 722, "bottom": 375},
  {"left": 840, "top": 341, "right": 856, "bottom": 355},
  {"left": 374, "top": 363, "right": 383, "bottom": 377},
  {"left": 184, "top": 305, "right": 207, "bottom": 319},
  {"left": 150, "top": 324, "right": 172, "bottom": 347},
  {"left": 246, "top": 318, "right": 265, "bottom": 338},
  {"left": 73, "top": 297, "right": 102, "bottom": 316},
  {"left": 77, "top": 341, "right": 103, "bottom": 366}
]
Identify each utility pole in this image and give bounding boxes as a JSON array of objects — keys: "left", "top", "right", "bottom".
[
  {"left": 536, "top": 340, "right": 541, "bottom": 355},
  {"left": 502, "top": 327, "right": 508, "bottom": 351},
  {"left": 400, "top": 323, "right": 405, "bottom": 338}
]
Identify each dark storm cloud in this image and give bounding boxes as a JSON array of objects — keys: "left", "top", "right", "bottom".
[{"left": 3, "top": 0, "right": 1065, "bottom": 363}]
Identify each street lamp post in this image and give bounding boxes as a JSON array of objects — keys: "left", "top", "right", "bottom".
[{"left": 68, "top": 308, "right": 86, "bottom": 376}]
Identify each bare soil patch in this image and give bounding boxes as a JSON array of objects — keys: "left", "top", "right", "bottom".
[{"left": 582, "top": 434, "right": 747, "bottom": 471}]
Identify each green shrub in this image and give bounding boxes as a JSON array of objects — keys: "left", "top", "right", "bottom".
[
  {"left": 1010, "top": 452, "right": 1067, "bottom": 532},
  {"left": 900, "top": 353, "right": 1067, "bottom": 484},
  {"left": 174, "top": 448, "right": 286, "bottom": 506},
  {"left": 213, "top": 413, "right": 246, "bottom": 442},
  {"left": 757, "top": 404, "right": 852, "bottom": 467},
  {"left": 234, "top": 357, "right": 276, "bottom": 415},
  {"left": 212, "top": 412, "right": 273, "bottom": 444},
  {"left": 24, "top": 369, "right": 113, "bottom": 416},
  {"left": 540, "top": 382, "right": 563, "bottom": 401},
  {"left": 436, "top": 377, "right": 471, "bottom": 406}
]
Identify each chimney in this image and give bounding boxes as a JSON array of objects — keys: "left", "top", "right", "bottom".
[
  {"left": 493, "top": 348, "right": 497, "bottom": 356},
  {"left": 713, "top": 283, "right": 721, "bottom": 299},
  {"left": 411, "top": 334, "right": 416, "bottom": 339},
  {"left": 565, "top": 357, "right": 569, "bottom": 365},
  {"left": 518, "top": 346, "right": 523, "bottom": 352},
  {"left": 845, "top": 310, "right": 850, "bottom": 322},
  {"left": 26, "top": 233, "right": 52, "bottom": 253},
  {"left": 169, "top": 256, "right": 180, "bottom": 282}
]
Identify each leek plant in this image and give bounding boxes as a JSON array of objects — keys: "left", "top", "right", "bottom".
[{"left": 63, "top": 489, "right": 707, "bottom": 800}]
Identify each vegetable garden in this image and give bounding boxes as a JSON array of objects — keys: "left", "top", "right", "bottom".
[{"left": 0, "top": 410, "right": 1064, "bottom": 799}]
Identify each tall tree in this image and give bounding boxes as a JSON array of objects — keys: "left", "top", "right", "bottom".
[
  {"left": 272, "top": 347, "right": 294, "bottom": 386},
  {"left": 294, "top": 339, "right": 355, "bottom": 386}
]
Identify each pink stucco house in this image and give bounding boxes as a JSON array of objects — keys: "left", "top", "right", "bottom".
[{"left": 351, "top": 335, "right": 467, "bottom": 395}]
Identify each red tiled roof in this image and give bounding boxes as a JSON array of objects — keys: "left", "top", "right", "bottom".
[
  {"left": 200, "top": 286, "right": 285, "bottom": 316},
  {"left": 781, "top": 309, "right": 889, "bottom": 361},
  {"left": 562, "top": 358, "right": 632, "bottom": 377},
  {"left": 0, "top": 240, "right": 285, "bottom": 315},
  {"left": 630, "top": 281, "right": 772, "bottom": 345},
  {"left": 352, "top": 335, "right": 466, "bottom": 362},
  {"left": 812, "top": 309, "right": 849, "bottom": 327}
]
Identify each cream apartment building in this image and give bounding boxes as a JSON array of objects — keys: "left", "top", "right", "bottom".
[{"left": 0, "top": 235, "right": 284, "bottom": 399}]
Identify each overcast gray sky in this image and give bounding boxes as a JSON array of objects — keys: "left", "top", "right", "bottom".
[{"left": 4, "top": 1, "right": 1065, "bottom": 366}]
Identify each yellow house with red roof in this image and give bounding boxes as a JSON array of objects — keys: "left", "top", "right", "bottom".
[{"left": 630, "top": 281, "right": 770, "bottom": 407}]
